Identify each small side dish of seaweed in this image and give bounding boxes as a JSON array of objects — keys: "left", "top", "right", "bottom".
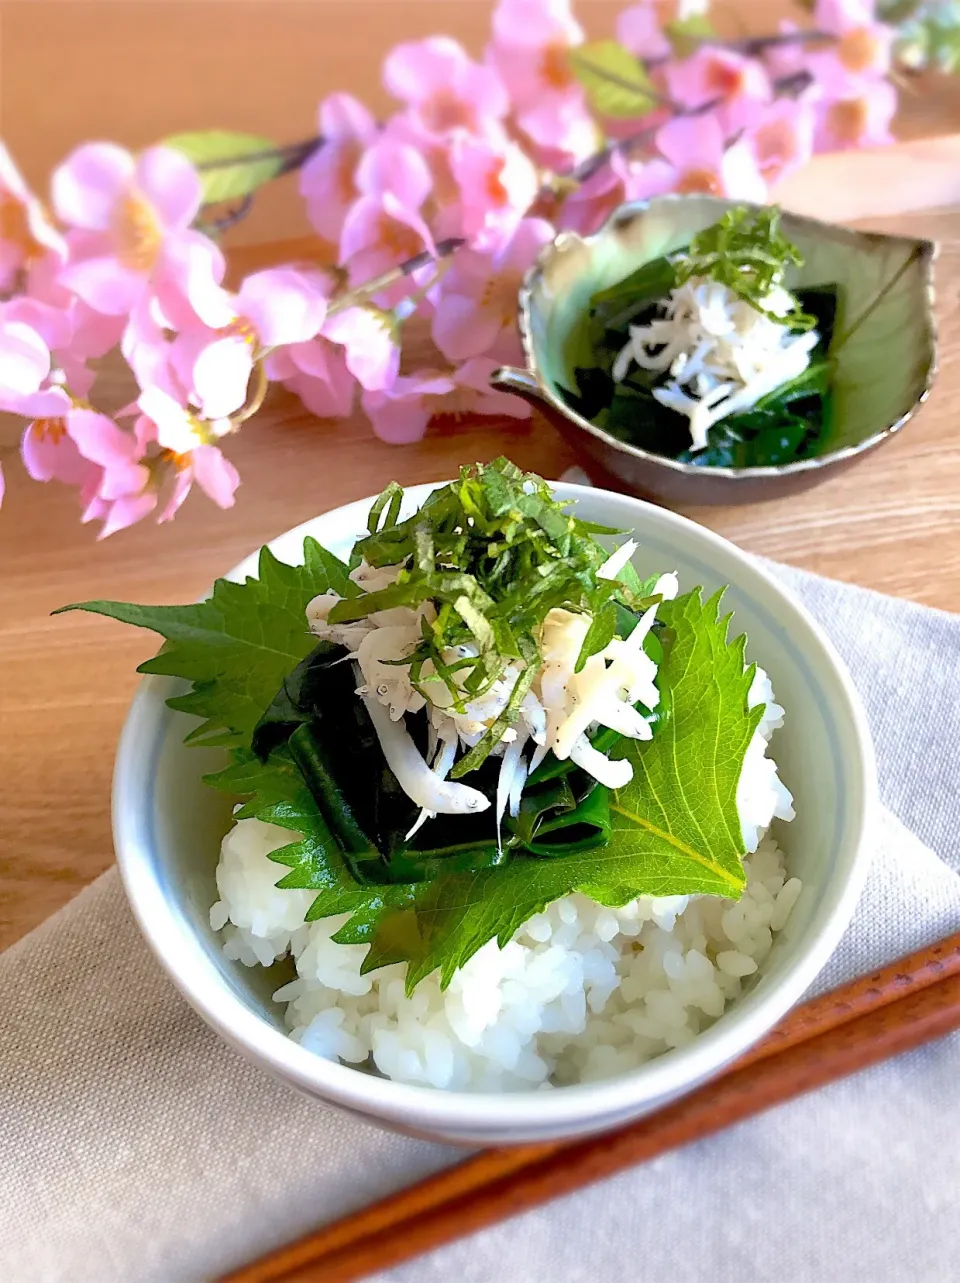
[{"left": 561, "top": 206, "right": 839, "bottom": 469}]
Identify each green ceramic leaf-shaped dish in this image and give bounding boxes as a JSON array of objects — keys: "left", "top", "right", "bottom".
[{"left": 493, "top": 195, "right": 937, "bottom": 506}]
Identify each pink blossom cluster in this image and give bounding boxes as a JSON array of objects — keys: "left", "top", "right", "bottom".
[{"left": 0, "top": 0, "right": 897, "bottom": 533}]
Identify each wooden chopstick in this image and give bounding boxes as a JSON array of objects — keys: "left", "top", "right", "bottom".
[{"left": 224, "top": 932, "right": 960, "bottom": 1283}]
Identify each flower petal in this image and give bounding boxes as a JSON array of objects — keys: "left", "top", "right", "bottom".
[
  {"left": 67, "top": 407, "right": 138, "bottom": 467},
  {"left": 97, "top": 492, "right": 157, "bottom": 538},
  {"left": 456, "top": 356, "right": 532, "bottom": 419},
  {"left": 719, "top": 141, "right": 768, "bottom": 202},
  {"left": 323, "top": 306, "right": 399, "bottom": 391},
  {"left": 10, "top": 386, "right": 71, "bottom": 419},
  {"left": 138, "top": 386, "right": 198, "bottom": 453},
  {"left": 300, "top": 141, "right": 363, "bottom": 242},
  {"left": 157, "top": 470, "right": 194, "bottom": 524},
  {"left": 384, "top": 37, "right": 472, "bottom": 102},
  {"left": 355, "top": 140, "right": 433, "bottom": 209},
  {"left": 492, "top": 0, "right": 583, "bottom": 47},
  {"left": 616, "top": 3, "right": 671, "bottom": 60},
  {"left": 655, "top": 113, "right": 726, "bottom": 171},
  {"left": 191, "top": 336, "right": 254, "bottom": 419},
  {"left": 52, "top": 143, "right": 135, "bottom": 231},
  {"left": 0, "top": 320, "right": 50, "bottom": 398},
  {"left": 433, "top": 292, "right": 504, "bottom": 361},
  {"left": 238, "top": 267, "right": 328, "bottom": 347},
  {"left": 288, "top": 350, "right": 357, "bottom": 420},
  {"left": 135, "top": 146, "right": 203, "bottom": 229},
  {"left": 319, "top": 92, "right": 379, "bottom": 142},
  {"left": 2, "top": 298, "right": 72, "bottom": 352},
  {"left": 362, "top": 387, "right": 434, "bottom": 444},
  {"left": 21, "top": 417, "right": 102, "bottom": 487},
  {"left": 500, "top": 216, "right": 554, "bottom": 270},
  {"left": 155, "top": 231, "right": 234, "bottom": 330},
  {"left": 58, "top": 256, "right": 144, "bottom": 316},
  {"left": 190, "top": 444, "right": 240, "bottom": 508},
  {"left": 516, "top": 97, "right": 598, "bottom": 163}
]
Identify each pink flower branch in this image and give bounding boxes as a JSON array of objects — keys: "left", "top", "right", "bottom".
[{"left": 0, "top": 0, "right": 904, "bottom": 535}]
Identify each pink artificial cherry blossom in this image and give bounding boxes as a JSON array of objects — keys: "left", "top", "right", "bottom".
[
  {"left": 380, "top": 115, "right": 464, "bottom": 238},
  {"left": 130, "top": 392, "right": 239, "bottom": 524},
  {"left": 19, "top": 392, "right": 104, "bottom": 514},
  {"left": 52, "top": 143, "right": 231, "bottom": 324},
  {"left": 122, "top": 297, "right": 182, "bottom": 400},
  {"left": 449, "top": 134, "right": 539, "bottom": 243},
  {"left": 361, "top": 371, "right": 455, "bottom": 444},
  {"left": 339, "top": 139, "right": 436, "bottom": 295},
  {"left": 323, "top": 307, "right": 399, "bottom": 392},
  {"left": 813, "top": 78, "right": 897, "bottom": 151},
  {"left": 265, "top": 339, "right": 357, "bottom": 420},
  {"left": 743, "top": 97, "right": 816, "bottom": 186},
  {"left": 488, "top": 0, "right": 596, "bottom": 163},
  {"left": 451, "top": 356, "right": 534, "bottom": 419},
  {"left": 0, "top": 296, "right": 101, "bottom": 403},
  {"left": 67, "top": 408, "right": 152, "bottom": 507},
  {"left": 0, "top": 143, "right": 66, "bottom": 293},
  {"left": 361, "top": 356, "right": 530, "bottom": 443},
  {"left": 760, "top": 21, "right": 809, "bottom": 81},
  {"left": 806, "top": 0, "right": 894, "bottom": 97},
  {"left": 171, "top": 328, "right": 255, "bottom": 421},
  {"left": 170, "top": 266, "right": 329, "bottom": 419},
  {"left": 432, "top": 218, "right": 554, "bottom": 363},
  {"left": 616, "top": 2, "right": 672, "bottom": 61},
  {"left": 557, "top": 149, "right": 651, "bottom": 235},
  {"left": 488, "top": 0, "right": 584, "bottom": 110},
  {"left": 150, "top": 230, "right": 235, "bottom": 332},
  {"left": 300, "top": 94, "right": 380, "bottom": 243},
  {"left": 80, "top": 491, "right": 159, "bottom": 538},
  {"left": 70, "top": 301, "right": 125, "bottom": 361},
  {"left": 67, "top": 410, "right": 160, "bottom": 536},
  {"left": 0, "top": 312, "right": 52, "bottom": 410},
  {"left": 665, "top": 49, "right": 773, "bottom": 135},
  {"left": 156, "top": 442, "right": 240, "bottom": 523},
  {"left": 138, "top": 385, "right": 232, "bottom": 456},
  {"left": 632, "top": 113, "right": 768, "bottom": 203},
  {"left": 383, "top": 37, "right": 509, "bottom": 138},
  {"left": 516, "top": 96, "right": 601, "bottom": 166},
  {"left": 238, "top": 266, "right": 329, "bottom": 347}
]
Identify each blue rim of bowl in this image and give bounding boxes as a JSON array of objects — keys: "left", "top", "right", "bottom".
[
  {"left": 517, "top": 195, "right": 938, "bottom": 483},
  {"left": 112, "top": 483, "right": 879, "bottom": 1136}
]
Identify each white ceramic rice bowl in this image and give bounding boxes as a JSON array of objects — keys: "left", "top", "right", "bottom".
[{"left": 112, "top": 482, "right": 876, "bottom": 1145}]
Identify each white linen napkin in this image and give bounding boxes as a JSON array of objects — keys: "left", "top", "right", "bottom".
[{"left": 2, "top": 563, "right": 959, "bottom": 1283}]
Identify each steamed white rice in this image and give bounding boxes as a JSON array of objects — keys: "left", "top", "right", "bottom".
[{"left": 210, "top": 668, "right": 799, "bottom": 1092}]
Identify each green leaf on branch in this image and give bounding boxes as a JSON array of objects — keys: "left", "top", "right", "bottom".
[
  {"left": 665, "top": 15, "right": 716, "bottom": 58},
  {"left": 568, "top": 40, "right": 658, "bottom": 118},
  {"left": 381, "top": 588, "right": 763, "bottom": 991},
  {"left": 163, "top": 129, "right": 289, "bottom": 204}
]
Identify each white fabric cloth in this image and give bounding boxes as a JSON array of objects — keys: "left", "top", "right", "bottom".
[{"left": 2, "top": 564, "right": 959, "bottom": 1283}]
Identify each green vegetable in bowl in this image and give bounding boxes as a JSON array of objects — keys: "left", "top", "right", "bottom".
[
  {"left": 59, "top": 459, "right": 765, "bottom": 994},
  {"left": 561, "top": 206, "right": 841, "bottom": 469}
]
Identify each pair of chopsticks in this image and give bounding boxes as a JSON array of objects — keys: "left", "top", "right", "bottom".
[{"left": 224, "top": 932, "right": 960, "bottom": 1283}]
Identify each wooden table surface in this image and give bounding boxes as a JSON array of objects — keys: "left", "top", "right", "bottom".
[{"left": 3, "top": 3, "right": 960, "bottom": 952}]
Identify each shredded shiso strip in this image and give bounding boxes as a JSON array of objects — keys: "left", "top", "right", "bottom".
[{"left": 307, "top": 495, "right": 674, "bottom": 836}]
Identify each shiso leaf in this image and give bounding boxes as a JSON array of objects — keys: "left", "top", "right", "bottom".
[
  {"left": 205, "top": 747, "right": 415, "bottom": 936},
  {"left": 381, "top": 588, "right": 763, "bottom": 991},
  {"left": 55, "top": 537, "right": 349, "bottom": 749}
]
